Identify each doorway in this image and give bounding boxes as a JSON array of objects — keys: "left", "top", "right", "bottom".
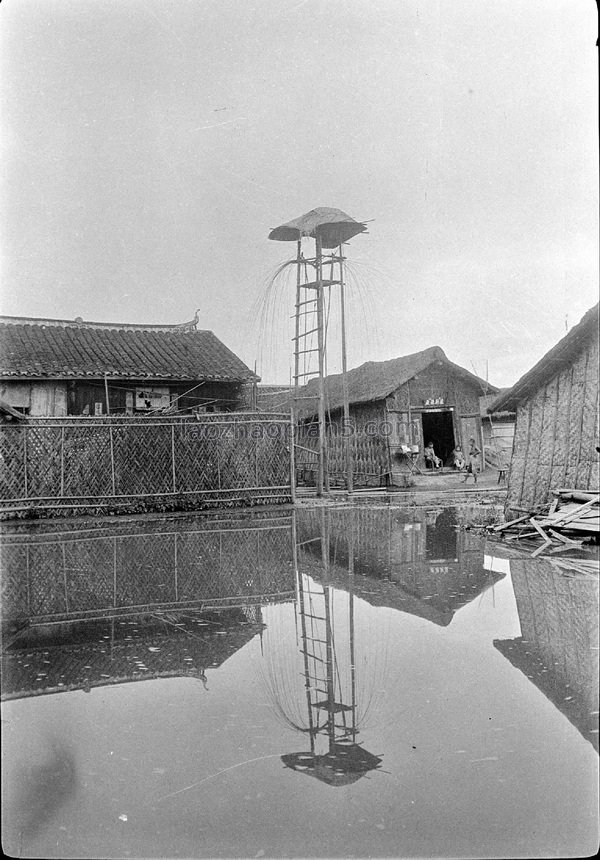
[{"left": 421, "top": 410, "right": 455, "bottom": 467}]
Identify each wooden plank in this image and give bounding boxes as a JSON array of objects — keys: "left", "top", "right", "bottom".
[
  {"left": 493, "top": 514, "right": 529, "bottom": 532},
  {"left": 531, "top": 540, "right": 552, "bottom": 558},
  {"left": 542, "top": 498, "right": 598, "bottom": 528},
  {"left": 529, "top": 517, "right": 552, "bottom": 542},
  {"left": 506, "top": 530, "right": 539, "bottom": 541},
  {"left": 548, "top": 529, "right": 582, "bottom": 545}
]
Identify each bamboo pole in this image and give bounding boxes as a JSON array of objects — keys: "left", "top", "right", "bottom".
[
  {"left": 289, "top": 411, "right": 297, "bottom": 504},
  {"left": 174, "top": 534, "right": 179, "bottom": 602},
  {"left": 104, "top": 373, "right": 111, "bottom": 416},
  {"left": 339, "top": 243, "right": 353, "bottom": 493},
  {"left": 292, "top": 510, "right": 316, "bottom": 752},
  {"left": 171, "top": 424, "right": 177, "bottom": 492},
  {"left": 348, "top": 508, "right": 357, "bottom": 742},
  {"left": 315, "top": 233, "right": 327, "bottom": 496},
  {"left": 62, "top": 543, "right": 69, "bottom": 614},
  {"left": 109, "top": 426, "right": 116, "bottom": 496},
  {"left": 23, "top": 429, "right": 28, "bottom": 497},
  {"left": 60, "top": 426, "right": 65, "bottom": 497}
]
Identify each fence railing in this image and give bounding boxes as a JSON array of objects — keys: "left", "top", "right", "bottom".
[{"left": 0, "top": 413, "right": 293, "bottom": 514}]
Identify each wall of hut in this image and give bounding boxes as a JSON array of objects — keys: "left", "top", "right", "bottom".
[
  {"left": 482, "top": 416, "right": 515, "bottom": 466},
  {"left": 384, "top": 363, "right": 487, "bottom": 480},
  {"left": 505, "top": 337, "right": 600, "bottom": 516},
  {"left": 0, "top": 379, "right": 245, "bottom": 416}
]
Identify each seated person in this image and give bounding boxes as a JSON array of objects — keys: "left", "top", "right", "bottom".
[
  {"left": 423, "top": 441, "right": 442, "bottom": 469},
  {"left": 451, "top": 445, "right": 466, "bottom": 470}
]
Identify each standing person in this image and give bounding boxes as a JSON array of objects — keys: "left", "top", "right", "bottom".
[{"left": 462, "top": 437, "right": 481, "bottom": 483}]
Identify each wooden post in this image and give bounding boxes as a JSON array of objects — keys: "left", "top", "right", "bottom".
[
  {"left": 339, "top": 244, "right": 353, "bottom": 493},
  {"left": 62, "top": 543, "right": 69, "bottom": 614},
  {"left": 113, "top": 537, "right": 118, "bottom": 608},
  {"left": 348, "top": 507, "right": 356, "bottom": 741},
  {"left": 23, "top": 429, "right": 28, "bottom": 498},
  {"left": 171, "top": 424, "right": 177, "bottom": 492},
  {"left": 289, "top": 412, "right": 297, "bottom": 503},
  {"left": 174, "top": 534, "right": 179, "bottom": 602},
  {"left": 104, "top": 373, "right": 111, "bottom": 416},
  {"left": 292, "top": 510, "right": 316, "bottom": 752},
  {"left": 108, "top": 426, "right": 116, "bottom": 496},
  {"left": 315, "top": 233, "right": 327, "bottom": 496},
  {"left": 291, "top": 238, "right": 302, "bottom": 495},
  {"left": 60, "top": 426, "right": 65, "bottom": 497}
]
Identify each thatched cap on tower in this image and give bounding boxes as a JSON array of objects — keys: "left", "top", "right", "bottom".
[{"left": 268, "top": 207, "right": 368, "bottom": 248}]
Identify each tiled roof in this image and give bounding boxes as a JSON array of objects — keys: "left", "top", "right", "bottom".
[{"left": 0, "top": 316, "right": 256, "bottom": 381}]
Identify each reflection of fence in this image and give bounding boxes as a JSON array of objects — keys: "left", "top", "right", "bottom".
[
  {"left": 1, "top": 514, "right": 296, "bottom": 625},
  {"left": 0, "top": 413, "right": 292, "bottom": 514}
]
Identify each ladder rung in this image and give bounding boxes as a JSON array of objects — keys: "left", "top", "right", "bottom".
[
  {"left": 293, "top": 327, "right": 320, "bottom": 338},
  {"left": 301, "top": 650, "right": 327, "bottom": 664},
  {"left": 294, "top": 372, "right": 318, "bottom": 379},
  {"left": 296, "top": 347, "right": 319, "bottom": 355},
  {"left": 295, "top": 299, "right": 318, "bottom": 308}
]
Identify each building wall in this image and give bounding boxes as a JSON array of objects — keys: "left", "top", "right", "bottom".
[
  {"left": 385, "top": 363, "right": 486, "bottom": 470},
  {"left": 1, "top": 379, "right": 244, "bottom": 417},
  {"left": 482, "top": 417, "right": 515, "bottom": 465},
  {"left": 506, "top": 337, "right": 600, "bottom": 515},
  {"left": 0, "top": 381, "right": 67, "bottom": 416}
]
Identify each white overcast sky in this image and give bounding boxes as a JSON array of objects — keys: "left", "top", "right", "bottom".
[{"left": 1, "top": 0, "right": 598, "bottom": 387}]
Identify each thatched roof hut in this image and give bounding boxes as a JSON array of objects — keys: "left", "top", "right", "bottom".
[{"left": 491, "top": 304, "right": 599, "bottom": 515}]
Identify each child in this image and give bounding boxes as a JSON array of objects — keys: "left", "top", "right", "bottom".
[{"left": 461, "top": 438, "right": 481, "bottom": 483}]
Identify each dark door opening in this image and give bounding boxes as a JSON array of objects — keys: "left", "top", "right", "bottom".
[{"left": 421, "top": 410, "right": 455, "bottom": 467}]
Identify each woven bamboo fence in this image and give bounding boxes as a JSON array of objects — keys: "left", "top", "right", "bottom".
[
  {"left": 506, "top": 340, "right": 599, "bottom": 516},
  {"left": 0, "top": 413, "right": 292, "bottom": 516},
  {"left": 295, "top": 424, "right": 390, "bottom": 487}
]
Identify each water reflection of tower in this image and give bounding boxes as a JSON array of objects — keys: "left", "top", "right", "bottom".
[{"left": 280, "top": 509, "right": 383, "bottom": 786}]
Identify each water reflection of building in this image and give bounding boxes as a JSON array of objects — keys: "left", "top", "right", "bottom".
[
  {"left": 1, "top": 513, "right": 296, "bottom": 699},
  {"left": 1, "top": 609, "right": 264, "bottom": 700},
  {"left": 267, "top": 511, "right": 384, "bottom": 786},
  {"left": 494, "top": 558, "right": 599, "bottom": 753},
  {"left": 296, "top": 507, "right": 502, "bottom": 626}
]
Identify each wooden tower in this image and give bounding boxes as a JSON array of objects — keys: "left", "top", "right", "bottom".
[{"left": 269, "top": 207, "right": 368, "bottom": 495}]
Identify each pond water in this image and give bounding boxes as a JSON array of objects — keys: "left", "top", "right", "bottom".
[{"left": 1, "top": 505, "right": 598, "bottom": 859}]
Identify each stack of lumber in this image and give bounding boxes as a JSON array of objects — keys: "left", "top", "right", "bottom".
[
  {"left": 547, "top": 557, "right": 599, "bottom": 580},
  {"left": 492, "top": 488, "right": 599, "bottom": 559}
]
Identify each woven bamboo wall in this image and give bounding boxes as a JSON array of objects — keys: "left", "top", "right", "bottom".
[
  {"left": 295, "top": 420, "right": 389, "bottom": 487},
  {"left": 0, "top": 413, "right": 292, "bottom": 516},
  {"left": 506, "top": 338, "right": 599, "bottom": 515}
]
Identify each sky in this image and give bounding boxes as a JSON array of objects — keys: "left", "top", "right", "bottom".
[{"left": 1, "top": 0, "right": 598, "bottom": 387}]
